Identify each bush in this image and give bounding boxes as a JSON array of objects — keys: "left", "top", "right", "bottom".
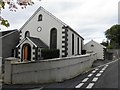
[
  {"left": 81, "top": 50, "right": 86, "bottom": 55},
  {"left": 41, "top": 49, "right": 60, "bottom": 59}
]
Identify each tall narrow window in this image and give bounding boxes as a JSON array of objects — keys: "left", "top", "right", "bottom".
[
  {"left": 25, "top": 31, "right": 30, "bottom": 38},
  {"left": 50, "top": 28, "right": 57, "bottom": 49},
  {"left": 72, "top": 34, "right": 74, "bottom": 55},
  {"left": 38, "top": 14, "right": 42, "bottom": 21},
  {"left": 81, "top": 40, "right": 83, "bottom": 54},
  {"left": 77, "top": 37, "right": 79, "bottom": 55}
]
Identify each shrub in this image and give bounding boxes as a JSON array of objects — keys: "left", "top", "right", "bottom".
[
  {"left": 82, "top": 50, "right": 86, "bottom": 55},
  {"left": 41, "top": 49, "right": 60, "bottom": 59}
]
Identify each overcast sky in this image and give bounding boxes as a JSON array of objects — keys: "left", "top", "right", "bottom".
[{"left": 0, "top": 0, "right": 118, "bottom": 43}]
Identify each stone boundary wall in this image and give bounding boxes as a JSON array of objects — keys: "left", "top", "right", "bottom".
[
  {"left": 4, "top": 53, "right": 97, "bottom": 84},
  {"left": 106, "top": 49, "right": 120, "bottom": 60}
]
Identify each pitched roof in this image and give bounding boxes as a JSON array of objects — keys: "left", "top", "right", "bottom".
[
  {"left": 19, "top": 6, "right": 84, "bottom": 40},
  {"left": 19, "top": 6, "right": 67, "bottom": 31},
  {"left": 16, "top": 37, "right": 49, "bottom": 48},
  {"left": 28, "top": 37, "right": 48, "bottom": 48},
  {"left": 85, "top": 40, "right": 106, "bottom": 48},
  {"left": 0, "top": 29, "right": 19, "bottom": 38}
]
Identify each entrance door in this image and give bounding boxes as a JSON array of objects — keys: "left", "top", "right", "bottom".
[{"left": 22, "top": 44, "right": 31, "bottom": 61}]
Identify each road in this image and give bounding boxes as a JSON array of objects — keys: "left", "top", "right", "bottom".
[
  {"left": 41, "top": 59, "right": 119, "bottom": 89},
  {"left": 2, "top": 59, "right": 120, "bottom": 89}
]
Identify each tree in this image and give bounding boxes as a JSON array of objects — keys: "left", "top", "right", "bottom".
[
  {"left": 101, "top": 40, "right": 109, "bottom": 47},
  {"left": 105, "top": 24, "right": 120, "bottom": 49},
  {"left": 0, "top": 0, "right": 40, "bottom": 27}
]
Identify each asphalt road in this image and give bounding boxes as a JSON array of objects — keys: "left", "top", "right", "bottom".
[
  {"left": 2, "top": 59, "right": 120, "bottom": 90},
  {"left": 41, "top": 59, "right": 119, "bottom": 89},
  {"left": 93, "top": 59, "right": 119, "bottom": 88}
]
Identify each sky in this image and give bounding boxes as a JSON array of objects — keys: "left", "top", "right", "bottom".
[{"left": 0, "top": 0, "right": 119, "bottom": 43}]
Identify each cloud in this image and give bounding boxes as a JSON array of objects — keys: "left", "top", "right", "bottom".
[{"left": 0, "top": 0, "right": 118, "bottom": 43}]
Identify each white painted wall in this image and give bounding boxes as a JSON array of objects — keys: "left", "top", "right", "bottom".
[
  {"left": 67, "top": 29, "right": 82, "bottom": 57},
  {"left": 84, "top": 40, "right": 105, "bottom": 60},
  {"left": 19, "top": 39, "right": 35, "bottom": 61},
  {"left": 20, "top": 7, "right": 64, "bottom": 58},
  {"left": 19, "top": 7, "right": 84, "bottom": 58},
  {"left": 4, "top": 53, "right": 97, "bottom": 84}
]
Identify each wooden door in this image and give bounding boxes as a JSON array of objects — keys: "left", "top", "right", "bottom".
[{"left": 24, "top": 46, "right": 28, "bottom": 61}]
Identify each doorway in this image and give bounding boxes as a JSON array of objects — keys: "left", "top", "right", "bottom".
[{"left": 22, "top": 44, "right": 31, "bottom": 61}]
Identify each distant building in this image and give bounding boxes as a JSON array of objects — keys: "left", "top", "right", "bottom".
[
  {"left": 83, "top": 40, "right": 106, "bottom": 60},
  {"left": 0, "top": 30, "right": 19, "bottom": 59},
  {"left": 0, "top": 29, "right": 20, "bottom": 73},
  {"left": 16, "top": 6, "right": 84, "bottom": 62}
]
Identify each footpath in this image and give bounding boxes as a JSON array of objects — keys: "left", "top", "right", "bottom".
[{"left": 92, "top": 59, "right": 115, "bottom": 68}]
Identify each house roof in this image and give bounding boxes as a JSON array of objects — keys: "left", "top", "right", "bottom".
[
  {"left": 19, "top": 6, "right": 84, "bottom": 40},
  {"left": 16, "top": 37, "right": 49, "bottom": 48},
  {"left": 0, "top": 29, "right": 19, "bottom": 38},
  {"left": 28, "top": 37, "right": 48, "bottom": 48},
  {"left": 65, "top": 26, "right": 84, "bottom": 40},
  {"left": 84, "top": 40, "right": 106, "bottom": 48}
]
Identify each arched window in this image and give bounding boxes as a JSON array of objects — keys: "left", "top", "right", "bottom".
[
  {"left": 38, "top": 14, "right": 42, "bottom": 21},
  {"left": 25, "top": 31, "right": 30, "bottom": 38},
  {"left": 72, "top": 34, "right": 74, "bottom": 55},
  {"left": 50, "top": 28, "right": 57, "bottom": 49},
  {"left": 77, "top": 37, "right": 79, "bottom": 55}
]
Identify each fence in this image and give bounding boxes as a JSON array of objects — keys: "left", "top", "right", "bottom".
[{"left": 4, "top": 53, "right": 97, "bottom": 84}]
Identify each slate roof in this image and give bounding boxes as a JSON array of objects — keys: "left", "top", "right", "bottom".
[
  {"left": 0, "top": 29, "right": 18, "bottom": 37},
  {"left": 28, "top": 37, "right": 49, "bottom": 48}
]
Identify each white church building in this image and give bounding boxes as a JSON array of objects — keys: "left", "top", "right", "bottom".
[
  {"left": 84, "top": 40, "right": 106, "bottom": 60},
  {"left": 16, "top": 6, "right": 84, "bottom": 62}
]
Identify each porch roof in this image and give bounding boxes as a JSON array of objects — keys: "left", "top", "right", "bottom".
[
  {"left": 16, "top": 37, "right": 49, "bottom": 48},
  {"left": 28, "top": 37, "right": 49, "bottom": 48}
]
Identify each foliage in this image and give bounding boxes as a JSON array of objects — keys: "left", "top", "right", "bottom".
[
  {"left": 105, "top": 24, "right": 120, "bottom": 49},
  {"left": 41, "top": 49, "right": 60, "bottom": 59},
  {"left": 101, "top": 40, "right": 108, "bottom": 47},
  {"left": 0, "top": 0, "right": 40, "bottom": 27}
]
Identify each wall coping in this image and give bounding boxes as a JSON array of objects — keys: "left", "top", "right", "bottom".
[{"left": 8, "top": 53, "right": 98, "bottom": 65}]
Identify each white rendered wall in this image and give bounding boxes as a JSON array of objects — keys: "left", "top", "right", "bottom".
[
  {"left": 20, "top": 8, "right": 63, "bottom": 58},
  {"left": 67, "top": 29, "right": 82, "bottom": 57},
  {"left": 4, "top": 53, "right": 97, "bottom": 84},
  {"left": 84, "top": 41, "right": 104, "bottom": 59},
  {"left": 19, "top": 39, "right": 34, "bottom": 61}
]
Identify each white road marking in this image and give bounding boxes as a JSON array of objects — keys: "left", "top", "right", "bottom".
[
  {"left": 103, "top": 67, "right": 107, "bottom": 69},
  {"left": 95, "top": 68, "right": 98, "bottom": 71},
  {"left": 95, "top": 59, "right": 118, "bottom": 69},
  {"left": 88, "top": 74, "right": 93, "bottom": 77},
  {"left": 96, "top": 73, "right": 101, "bottom": 77},
  {"left": 104, "top": 66, "right": 108, "bottom": 68},
  {"left": 105, "top": 65, "right": 108, "bottom": 67},
  {"left": 29, "top": 87, "right": 44, "bottom": 90},
  {"left": 102, "top": 68, "right": 106, "bottom": 71},
  {"left": 86, "top": 83, "right": 94, "bottom": 89},
  {"left": 92, "top": 77, "right": 98, "bottom": 82},
  {"left": 75, "top": 83, "right": 84, "bottom": 88},
  {"left": 99, "top": 70, "right": 104, "bottom": 73},
  {"left": 92, "top": 70, "right": 96, "bottom": 73},
  {"left": 82, "top": 78, "right": 89, "bottom": 82}
]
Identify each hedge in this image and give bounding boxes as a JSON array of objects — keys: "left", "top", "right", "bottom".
[{"left": 41, "top": 49, "right": 60, "bottom": 59}]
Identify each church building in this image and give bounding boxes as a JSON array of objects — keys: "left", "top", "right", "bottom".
[{"left": 16, "top": 6, "right": 84, "bottom": 62}]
